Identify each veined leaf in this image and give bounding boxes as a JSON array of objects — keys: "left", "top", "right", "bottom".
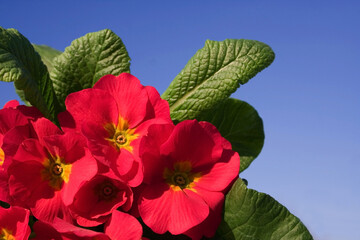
[
  {"left": 32, "top": 44, "right": 61, "bottom": 72},
  {"left": 217, "top": 179, "right": 313, "bottom": 240},
  {"left": 0, "top": 27, "right": 60, "bottom": 120},
  {"left": 51, "top": 29, "right": 131, "bottom": 109},
  {"left": 162, "top": 39, "right": 275, "bottom": 122},
  {"left": 198, "top": 98, "right": 264, "bottom": 173}
]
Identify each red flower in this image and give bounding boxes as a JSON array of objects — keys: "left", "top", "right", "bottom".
[
  {"left": 7, "top": 118, "right": 97, "bottom": 222},
  {"left": 138, "top": 120, "right": 240, "bottom": 237},
  {"left": 62, "top": 73, "right": 171, "bottom": 187},
  {"left": 0, "top": 206, "right": 31, "bottom": 240},
  {"left": 69, "top": 168, "right": 133, "bottom": 227}
]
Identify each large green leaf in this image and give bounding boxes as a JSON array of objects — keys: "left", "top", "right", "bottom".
[
  {"left": 198, "top": 98, "right": 264, "bottom": 173},
  {"left": 0, "top": 27, "right": 60, "bottom": 120},
  {"left": 162, "top": 39, "right": 275, "bottom": 122},
  {"left": 50, "top": 29, "right": 131, "bottom": 109},
  {"left": 217, "top": 179, "right": 313, "bottom": 240},
  {"left": 32, "top": 44, "right": 61, "bottom": 72}
]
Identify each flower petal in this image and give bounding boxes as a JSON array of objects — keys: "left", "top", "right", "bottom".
[
  {"left": 61, "top": 149, "right": 98, "bottom": 206},
  {"left": 65, "top": 88, "right": 119, "bottom": 131},
  {"left": 139, "top": 123, "right": 174, "bottom": 184},
  {"left": 105, "top": 210, "right": 143, "bottom": 240},
  {"left": 160, "top": 120, "right": 222, "bottom": 169},
  {"left": 145, "top": 86, "right": 171, "bottom": 122},
  {"left": 32, "top": 221, "right": 62, "bottom": 240},
  {"left": 31, "top": 118, "right": 63, "bottom": 143},
  {"left": 43, "top": 132, "right": 87, "bottom": 164},
  {"left": 195, "top": 149, "right": 240, "bottom": 192},
  {"left": 93, "top": 74, "right": 150, "bottom": 128},
  {"left": 33, "top": 218, "right": 109, "bottom": 239},
  {"left": 1, "top": 125, "right": 35, "bottom": 170},
  {"left": 8, "top": 161, "right": 47, "bottom": 204},
  {"left": 199, "top": 121, "right": 232, "bottom": 150},
  {"left": 139, "top": 183, "right": 209, "bottom": 235},
  {"left": 0, "top": 108, "right": 30, "bottom": 134},
  {"left": 0, "top": 170, "right": 10, "bottom": 203},
  {"left": 31, "top": 191, "right": 73, "bottom": 223},
  {"left": 3, "top": 100, "right": 19, "bottom": 109},
  {"left": 81, "top": 120, "right": 117, "bottom": 166},
  {"left": 12, "top": 139, "right": 47, "bottom": 163},
  {"left": 184, "top": 190, "right": 224, "bottom": 239},
  {"left": 116, "top": 157, "right": 143, "bottom": 188}
]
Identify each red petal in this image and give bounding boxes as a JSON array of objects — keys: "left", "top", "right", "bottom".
[
  {"left": 32, "top": 221, "right": 62, "bottom": 240},
  {"left": 16, "top": 105, "right": 43, "bottom": 119},
  {"left": 65, "top": 88, "right": 118, "bottom": 131},
  {"left": 145, "top": 86, "right": 171, "bottom": 122},
  {"left": 3, "top": 100, "right": 19, "bottom": 108},
  {"left": 116, "top": 157, "right": 143, "bottom": 188},
  {"left": 111, "top": 150, "right": 138, "bottom": 181},
  {"left": 184, "top": 190, "right": 224, "bottom": 239},
  {"left": 31, "top": 191, "right": 73, "bottom": 223},
  {"left": 0, "top": 170, "right": 10, "bottom": 203},
  {"left": 76, "top": 215, "right": 108, "bottom": 228},
  {"left": 160, "top": 120, "right": 222, "bottom": 169},
  {"left": 105, "top": 210, "right": 142, "bottom": 240},
  {"left": 0, "top": 108, "right": 30, "bottom": 134},
  {"left": 199, "top": 121, "right": 232, "bottom": 150},
  {"left": 81, "top": 120, "right": 117, "bottom": 166},
  {"left": 61, "top": 149, "right": 98, "bottom": 206},
  {"left": 93, "top": 74, "right": 150, "bottom": 128},
  {"left": 13, "top": 139, "right": 47, "bottom": 163},
  {"left": 139, "top": 123, "right": 174, "bottom": 184},
  {"left": 31, "top": 118, "right": 63, "bottom": 143},
  {"left": 42, "top": 132, "right": 88, "bottom": 164},
  {"left": 34, "top": 218, "right": 109, "bottom": 239},
  {"left": 139, "top": 183, "right": 209, "bottom": 235},
  {"left": 1, "top": 125, "right": 35, "bottom": 170},
  {"left": 8, "top": 161, "right": 48, "bottom": 204},
  {"left": 195, "top": 149, "right": 240, "bottom": 192},
  {"left": 58, "top": 110, "right": 77, "bottom": 132}
]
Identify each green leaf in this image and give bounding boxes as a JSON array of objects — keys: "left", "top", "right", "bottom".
[
  {"left": 217, "top": 179, "right": 313, "bottom": 240},
  {"left": 50, "top": 29, "right": 131, "bottom": 109},
  {"left": 32, "top": 44, "right": 61, "bottom": 72},
  {"left": 0, "top": 27, "right": 60, "bottom": 121},
  {"left": 162, "top": 39, "right": 275, "bottom": 122},
  {"left": 198, "top": 98, "right": 264, "bottom": 173}
]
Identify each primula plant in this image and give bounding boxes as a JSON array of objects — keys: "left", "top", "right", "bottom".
[{"left": 0, "top": 27, "right": 313, "bottom": 239}]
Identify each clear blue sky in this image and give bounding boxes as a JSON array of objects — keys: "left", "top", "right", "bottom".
[{"left": 1, "top": 1, "right": 359, "bottom": 239}]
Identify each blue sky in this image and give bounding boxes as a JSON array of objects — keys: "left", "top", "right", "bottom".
[{"left": 1, "top": 1, "right": 359, "bottom": 239}]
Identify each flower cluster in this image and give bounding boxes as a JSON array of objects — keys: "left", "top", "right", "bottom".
[{"left": 0, "top": 73, "right": 240, "bottom": 239}]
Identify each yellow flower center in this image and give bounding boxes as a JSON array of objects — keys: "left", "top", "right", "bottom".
[
  {"left": 116, "top": 134, "right": 127, "bottom": 145},
  {"left": 0, "top": 147, "right": 4, "bottom": 167},
  {"left": 163, "top": 161, "right": 201, "bottom": 192},
  {"left": 41, "top": 154, "right": 72, "bottom": 190},
  {"left": 104, "top": 116, "right": 138, "bottom": 153},
  {"left": 0, "top": 228, "right": 15, "bottom": 240},
  {"left": 52, "top": 164, "right": 63, "bottom": 175}
]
